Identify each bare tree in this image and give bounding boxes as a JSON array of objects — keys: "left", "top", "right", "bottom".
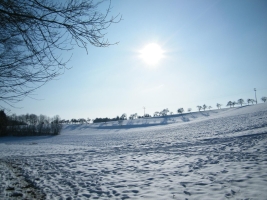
[
  {"left": 261, "top": 97, "right": 267, "bottom": 103},
  {"left": 51, "top": 115, "right": 62, "bottom": 135},
  {"left": 232, "top": 101, "right": 237, "bottom": 107},
  {"left": 5, "top": 112, "right": 62, "bottom": 136},
  {"left": 29, "top": 114, "right": 38, "bottom": 126},
  {"left": 237, "top": 98, "right": 244, "bottom": 106},
  {"left": 160, "top": 108, "right": 169, "bottom": 116},
  {"left": 129, "top": 113, "right": 138, "bottom": 120},
  {"left": 216, "top": 103, "right": 222, "bottom": 109},
  {"left": 78, "top": 118, "right": 86, "bottom": 124},
  {"left": 144, "top": 114, "right": 151, "bottom": 118},
  {"left": 71, "top": 118, "right": 78, "bottom": 124},
  {"left": 0, "top": 0, "right": 121, "bottom": 107},
  {"left": 227, "top": 101, "right": 233, "bottom": 108},
  {"left": 120, "top": 113, "right": 127, "bottom": 120},
  {"left": 202, "top": 104, "right": 207, "bottom": 111},
  {"left": 177, "top": 108, "right": 184, "bottom": 114},
  {"left": 154, "top": 111, "right": 159, "bottom": 117},
  {"left": 196, "top": 105, "right": 202, "bottom": 111}
]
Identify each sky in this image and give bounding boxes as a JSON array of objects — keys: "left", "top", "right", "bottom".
[{"left": 2, "top": 0, "right": 267, "bottom": 120}]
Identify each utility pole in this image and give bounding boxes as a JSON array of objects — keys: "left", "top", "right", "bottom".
[
  {"left": 143, "top": 107, "right": 146, "bottom": 117},
  {"left": 254, "top": 88, "right": 257, "bottom": 104}
]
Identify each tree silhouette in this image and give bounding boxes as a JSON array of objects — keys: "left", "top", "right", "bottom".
[
  {"left": 4, "top": 112, "right": 62, "bottom": 136},
  {"left": 160, "top": 108, "right": 169, "bottom": 116},
  {"left": 154, "top": 111, "right": 159, "bottom": 117},
  {"left": 78, "top": 118, "right": 86, "bottom": 124},
  {"left": 216, "top": 103, "right": 222, "bottom": 109},
  {"left": 227, "top": 101, "right": 233, "bottom": 108},
  {"left": 0, "top": 0, "right": 121, "bottom": 107},
  {"left": 261, "top": 97, "right": 267, "bottom": 103},
  {"left": 177, "top": 108, "right": 184, "bottom": 114},
  {"left": 203, "top": 104, "right": 207, "bottom": 111},
  {"left": 237, "top": 99, "right": 244, "bottom": 106},
  {"left": 120, "top": 113, "right": 127, "bottom": 120},
  {"left": 188, "top": 108, "right": 192, "bottom": 113},
  {"left": 0, "top": 110, "right": 8, "bottom": 136},
  {"left": 129, "top": 113, "right": 138, "bottom": 120},
  {"left": 197, "top": 105, "right": 202, "bottom": 111}
]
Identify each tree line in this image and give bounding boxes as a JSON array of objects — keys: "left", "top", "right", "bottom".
[
  {"left": 58, "top": 96, "right": 267, "bottom": 124},
  {"left": 129, "top": 96, "right": 266, "bottom": 119},
  {"left": 1, "top": 96, "right": 266, "bottom": 136},
  {"left": 59, "top": 113, "right": 128, "bottom": 124},
  {"left": 226, "top": 97, "right": 267, "bottom": 108},
  {"left": 0, "top": 112, "right": 62, "bottom": 137}
]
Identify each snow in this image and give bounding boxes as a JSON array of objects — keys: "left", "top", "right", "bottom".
[{"left": 1, "top": 103, "right": 267, "bottom": 199}]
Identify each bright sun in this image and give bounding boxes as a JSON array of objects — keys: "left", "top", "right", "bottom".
[{"left": 140, "top": 43, "right": 164, "bottom": 65}]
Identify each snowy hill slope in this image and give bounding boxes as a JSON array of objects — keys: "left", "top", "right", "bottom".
[
  {"left": 64, "top": 103, "right": 266, "bottom": 133},
  {"left": 0, "top": 103, "right": 267, "bottom": 199}
]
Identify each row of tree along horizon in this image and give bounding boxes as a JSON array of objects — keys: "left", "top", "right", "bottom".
[
  {"left": 0, "top": 97, "right": 266, "bottom": 136},
  {"left": 2, "top": 97, "right": 266, "bottom": 126}
]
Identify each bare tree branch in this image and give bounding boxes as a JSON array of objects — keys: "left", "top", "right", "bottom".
[{"left": 0, "top": 0, "right": 121, "bottom": 106}]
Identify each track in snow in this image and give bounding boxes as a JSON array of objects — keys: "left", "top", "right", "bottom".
[{"left": 1, "top": 103, "right": 267, "bottom": 199}]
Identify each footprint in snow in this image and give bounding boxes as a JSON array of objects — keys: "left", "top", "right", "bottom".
[
  {"left": 184, "top": 190, "right": 191, "bottom": 196},
  {"left": 181, "top": 183, "right": 186, "bottom": 188}
]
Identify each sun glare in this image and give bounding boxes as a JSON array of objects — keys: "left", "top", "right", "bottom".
[{"left": 140, "top": 43, "right": 164, "bottom": 65}]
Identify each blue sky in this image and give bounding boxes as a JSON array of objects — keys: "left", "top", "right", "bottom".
[{"left": 3, "top": 0, "right": 267, "bottom": 120}]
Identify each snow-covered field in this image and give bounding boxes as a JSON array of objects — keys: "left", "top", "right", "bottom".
[{"left": 1, "top": 103, "right": 267, "bottom": 199}]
